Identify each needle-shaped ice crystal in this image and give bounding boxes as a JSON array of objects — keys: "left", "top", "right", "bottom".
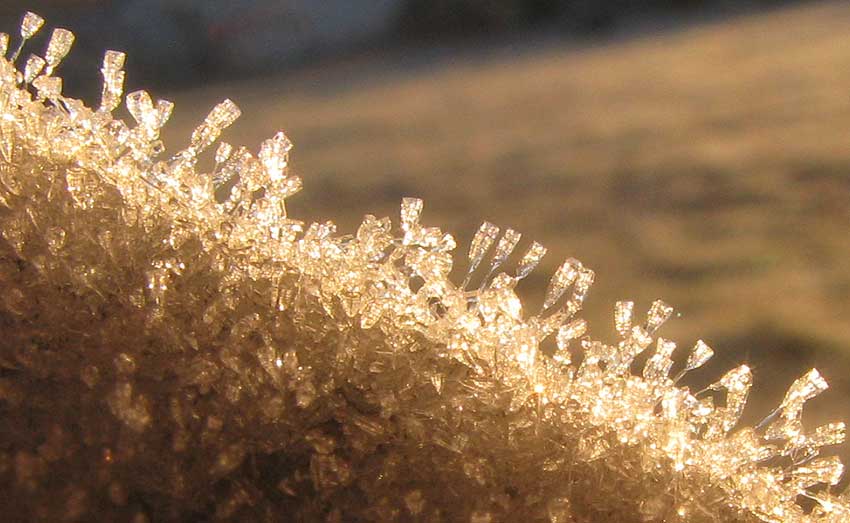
[
  {"left": 790, "top": 456, "right": 843, "bottom": 488},
  {"left": 207, "top": 99, "right": 241, "bottom": 128},
  {"left": 23, "top": 54, "right": 44, "bottom": 83},
  {"left": 671, "top": 339, "right": 714, "bottom": 383},
  {"left": 488, "top": 228, "right": 521, "bottom": 274},
  {"left": 189, "top": 99, "right": 241, "bottom": 154},
  {"left": 20, "top": 12, "right": 44, "bottom": 40},
  {"left": 44, "top": 28, "right": 74, "bottom": 73},
  {"left": 780, "top": 368, "right": 828, "bottom": 412},
  {"left": 102, "top": 49, "right": 125, "bottom": 75},
  {"left": 466, "top": 222, "right": 499, "bottom": 277},
  {"left": 646, "top": 300, "right": 673, "bottom": 332},
  {"left": 643, "top": 338, "right": 676, "bottom": 382},
  {"left": 765, "top": 369, "right": 830, "bottom": 440},
  {"left": 707, "top": 365, "right": 752, "bottom": 436},
  {"left": 126, "top": 90, "right": 156, "bottom": 128},
  {"left": 215, "top": 142, "right": 233, "bottom": 166},
  {"left": 400, "top": 197, "right": 423, "bottom": 235},
  {"left": 571, "top": 266, "right": 595, "bottom": 306},
  {"left": 514, "top": 241, "right": 546, "bottom": 281},
  {"left": 32, "top": 75, "right": 61, "bottom": 99},
  {"left": 259, "top": 131, "right": 293, "bottom": 182},
  {"left": 614, "top": 301, "right": 633, "bottom": 338},
  {"left": 804, "top": 422, "right": 846, "bottom": 449},
  {"left": 156, "top": 100, "right": 174, "bottom": 129},
  {"left": 542, "top": 258, "right": 580, "bottom": 311},
  {"left": 99, "top": 51, "right": 125, "bottom": 113},
  {"left": 686, "top": 340, "right": 713, "bottom": 371},
  {"left": 556, "top": 319, "right": 587, "bottom": 357},
  {"left": 10, "top": 12, "right": 43, "bottom": 62}
]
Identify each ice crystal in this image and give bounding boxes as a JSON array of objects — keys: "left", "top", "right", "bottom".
[
  {"left": 515, "top": 240, "right": 547, "bottom": 280},
  {"left": 43, "top": 28, "right": 73, "bottom": 74},
  {"left": 0, "top": 12, "right": 848, "bottom": 522}
]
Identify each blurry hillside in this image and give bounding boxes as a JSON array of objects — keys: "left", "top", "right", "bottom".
[
  {"left": 2, "top": 1, "right": 805, "bottom": 95},
  {"left": 5, "top": 0, "right": 850, "bottom": 463}
]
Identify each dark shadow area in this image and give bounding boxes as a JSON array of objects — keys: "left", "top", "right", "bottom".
[{"left": 1, "top": 0, "right": 817, "bottom": 97}]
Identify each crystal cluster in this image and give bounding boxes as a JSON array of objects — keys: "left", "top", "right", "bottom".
[{"left": 0, "top": 12, "right": 848, "bottom": 522}]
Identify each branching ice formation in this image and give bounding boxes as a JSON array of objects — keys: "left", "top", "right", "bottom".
[{"left": 0, "top": 12, "right": 847, "bottom": 522}]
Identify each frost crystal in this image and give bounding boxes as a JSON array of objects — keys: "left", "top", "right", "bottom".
[
  {"left": 0, "top": 12, "right": 848, "bottom": 523},
  {"left": 515, "top": 240, "right": 547, "bottom": 280},
  {"left": 23, "top": 53, "right": 44, "bottom": 83},
  {"left": 686, "top": 339, "right": 714, "bottom": 370},
  {"left": 44, "top": 28, "right": 74, "bottom": 73},
  {"left": 99, "top": 50, "right": 126, "bottom": 112}
]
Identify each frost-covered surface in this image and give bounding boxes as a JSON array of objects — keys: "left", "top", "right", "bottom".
[{"left": 0, "top": 12, "right": 848, "bottom": 522}]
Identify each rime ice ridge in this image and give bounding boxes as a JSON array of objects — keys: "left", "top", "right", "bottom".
[{"left": 0, "top": 11, "right": 848, "bottom": 522}]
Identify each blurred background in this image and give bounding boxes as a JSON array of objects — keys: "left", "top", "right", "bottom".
[{"left": 5, "top": 0, "right": 850, "bottom": 465}]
